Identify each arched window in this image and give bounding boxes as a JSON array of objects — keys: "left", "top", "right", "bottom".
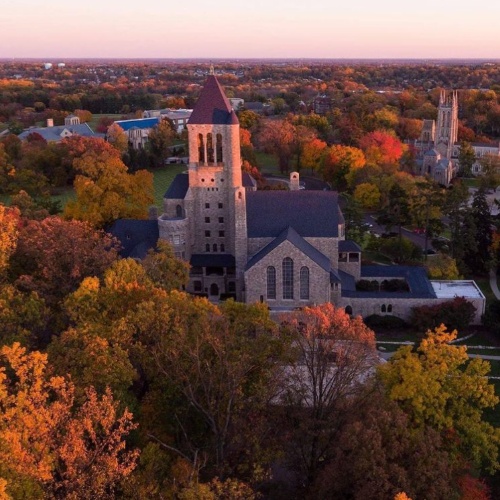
[
  {"left": 300, "top": 267, "right": 309, "bottom": 300},
  {"left": 198, "top": 133, "right": 205, "bottom": 163},
  {"left": 381, "top": 304, "right": 386, "bottom": 313},
  {"left": 345, "top": 305, "right": 353, "bottom": 315},
  {"left": 216, "top": 133, "right": 223, "bottom": 163},
  {"left": 282, "top": 258, "right": 294, "bottom": 300},
  {"left": 267, "top": 266, "right": 276, "bottom": 299},
  {"left": 213, "top": 243, "right": 218, "bottom": 252},
  {"left": 207, "top": 133, "right": 214, "bottom": 163},
  {"left": 220, "top": 243, "right": 225, "bottom": 252},
  {"left": 176, "top": 204, "right": 183, "bottom": 218},
  {"left": 205, "top": 244, "right": 210, "bottom": 252},
  {"left": 387, "top": 304, "right": 393, "bottom": 313},
  {"left": 228, "top": 281, "right": 236, "bottom": 293}
]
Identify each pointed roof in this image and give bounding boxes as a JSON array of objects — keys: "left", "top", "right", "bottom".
[{"left": 189, "top": 75, "right": 237, "bottom": 125}]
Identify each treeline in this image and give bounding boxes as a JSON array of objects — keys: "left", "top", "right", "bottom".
[{"left": 0, "top": 203, "right": 499, "bottom": 498}]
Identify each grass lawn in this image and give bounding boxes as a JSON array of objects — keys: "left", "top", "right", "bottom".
[
  {"left": 462, "top": 177, "right": 479, "bottom": 188},
  {"left": 361, "top": 250, "right": 392, "bottom": 265},
  {"left": 474, "top": 276, "right": 496, "bottom": 304},
  {"left": 255, "top": 152, "right": 280, "bottom": 174},
  {"left": 151, "top": 164, "right": 186, "bottom": 208},
  {"left": 87, "top": 113, "right": 124, "bottom": 132}
]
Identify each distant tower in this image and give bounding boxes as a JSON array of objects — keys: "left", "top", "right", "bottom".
[
  {"left": 435, "top": 90, "right": 458, "bottom": 159},
  {"left": 186, "top": 74, "right": 247, "bottom": 299}
]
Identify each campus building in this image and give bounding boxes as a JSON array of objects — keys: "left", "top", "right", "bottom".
[{"left": 111, "top": 75, "right": 485, "bottom": 323}]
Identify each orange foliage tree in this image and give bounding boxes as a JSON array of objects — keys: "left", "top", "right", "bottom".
[
  {"left": 0, "top": 205, "right": 19, "bottom": 277},
  {"left": 359, "top": 130, "right": 405, "bottom": 167},
  {"left": 0, "top": 343, "right": 139, "bottom": 499}
]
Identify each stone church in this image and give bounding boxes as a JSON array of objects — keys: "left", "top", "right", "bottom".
[
  {"left": 111, "top": 75, "right": 485, "bottom": 323},
  {"left": 415, "top": 90, "right": 500, "bottom": 184}
]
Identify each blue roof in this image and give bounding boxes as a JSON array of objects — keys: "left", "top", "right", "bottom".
[
  {"left": 114, "top": 117, "right": 159, "bottom": 131},
  {"left": 107, "top": 219, "right": 159, "bottom": 259},
  {"left": 246, "top": 226, "right": 331, "bottom": 271},
  {"left": 165, "top": 173, "right": 189, "bottom": 199},
  {"left": 341, "top": 265, "right": 436, "bottom": 299},
  {"left": 246, "top": 191, "right": 342, "bottom": 238}
]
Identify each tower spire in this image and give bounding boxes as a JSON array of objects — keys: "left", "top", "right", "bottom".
[{"left": 209, "top": 62, "right": 214, "bottom": 75}]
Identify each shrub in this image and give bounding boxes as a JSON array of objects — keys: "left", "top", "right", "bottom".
[
  {"left": 364, "top": 314, "right": 408, "bottom": 330},
  {"left": 410, "top": 297, "right": 476, "bottom": 333}
]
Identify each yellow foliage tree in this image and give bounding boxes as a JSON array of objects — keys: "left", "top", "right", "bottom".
[
  {"left": 379, "top": 325, "right": 500, "bottom": 472},
  {"left": 0, "top": 205, "right": 19, "bottom": 277},
  {"left": 354, "top": 182, "right": 381, "bottom": 209},
  {"left": 106, "top": 123, "right": 128, "bottom": 154},
  {"left": 64, "top": 150, "right": 153, "bottom": 228}
]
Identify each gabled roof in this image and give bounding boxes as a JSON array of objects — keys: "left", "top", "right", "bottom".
[
  {"left": 164, "top": 173, "right": 189, "bottom": 199},
  {"left": 246, "top": 190, "right": 342, "bottom": 238},
  {"left": 108, "top": 219, "right": 159, "bottom": 259},
  {"left": 246, "top": 226, "right": 331, "bottom": 271},
  {"left": 18, "top": 123, "right": 96, "bottom": 142},
  {"left": 188, "top": 75, "right": 237, "bottom": 125},
  {"left": 339, "top": 240, "right": 361, "bottom": 252}
]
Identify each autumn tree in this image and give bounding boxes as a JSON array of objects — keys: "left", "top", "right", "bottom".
[
  {"left": 311, "top": 394, "right": 457, "bottom": 500},
  {"left": 147, "top": 119, "right": 177, "bottom": 167},
  {"left": 141, "top": 240, "right": 189, "bottom": 292},
  {"left": 321, "top": 145, "right": 366, "bottom": 191},
  {"left": 278, "top": 304, "right": 378, "bottom": 485},
  {"left": 258, "top": 119, "right": 296, "bottom": 173},
  {"left": 425, "top": 253, "right": 461, "bottom": 280},
  {"left": 300, "top": 138, "right": 327, "bottom": 174},
  {"left": 0, "top": 343, "right": 139, "bottom": 499},
  {"left": 0, "top": 205, "right": 19, "bottom": 277},
  {"left": 354, "top": 182, "right": 381, "bottom": 209},
  {"left": 10, "top": 216, "right": 119, "bottom": 305},
  {"left": 64, "top": 150, "right": 153, "bottom": 228},
  {"left": 106, "top": 122, "right": 129, "bottom": 154},
  {"left": 379, "top": 325, "right": 500, "bottom": 473},
  {"left": 359, "top": 130, "right": 405, "bottom": 169}
]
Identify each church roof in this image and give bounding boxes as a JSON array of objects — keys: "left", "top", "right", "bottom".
[
  {"left": 340, "top": 265, "right": 437, "bottom": 299},
  {"left": 424, "top": 149, "right": 439, "bottom": 157},
  {"left": 246, "top": 190, "right": 342, "bottom": 238},
  {"left": 339, "top": 240, "right": 361, "bottom": 252},
  {"left": 108, "top": 219, "right": 159, "bottom": 259},
  {"left": 246, "top": 226, "right": 332, "bottom": 271},
  {"left": 188, "top": 75, "right": 237, "bottom": 125},
  {"left": 18, "top": 123, "right": 96, "bottom": 142},
  {"left": 164, "top": 173, "right": 189, "bottom": 199}
]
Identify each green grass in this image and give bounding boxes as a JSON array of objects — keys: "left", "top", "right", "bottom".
[
  {"left": 361, "top": 250, "right": 393, "bottom": 265},
  {"left": 255, "top": 152, "right": 280, "bottom": 174},
  {"left": 87, "top": 113, "right": 124, "bottom": 132},
  {"left": 462, "top": 178, "right": 479, "bottom": 188},
  {"left": 474, "top": 277, "right": 496, "bottom": 304},
  {"left": 151, "top": 164, "right": 186, "bottom": 208}
]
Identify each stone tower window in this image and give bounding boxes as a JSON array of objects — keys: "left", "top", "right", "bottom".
[
  {"left": 206, "top": 244, "right": 210, "bottom": 252},
  {"left": 381, "top": 304, "right": 386, "bottom": 313},
  {"left": 267, "top": 266, "right": 276, "bottom": 299},
  {"left": 216, "top": 133, "right": 223, "bottom": 163},
  {"left": 345, "top": 305, "right": 353, "bottom": 315},
  {"left": 282, "top": 258, "right": 294, "bottom": 300},
  {"left": 176, "top": 205, "right": 183, "bottom": 217},
  {"left": 198, "top": 134, "right": 205, "bottom": 163},
  {"left": 213, "top": 243, "right": 218, "bottom": 252},
  {"left": 207, "top": 133, "right": 214, "bottom": 163},
  {"left": 300, "top": 267, "right": 309, "bottom": 300},
  {"left": 220, "top": 243, "right": 225, "bottom": 252}
]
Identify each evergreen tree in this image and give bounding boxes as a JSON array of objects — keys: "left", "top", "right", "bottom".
[{"left": 458, "top": 141, "right": 476, "bottom": 177}]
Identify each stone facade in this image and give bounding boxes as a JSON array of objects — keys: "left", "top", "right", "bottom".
[{"left": 150, "top": 75, "right": 486, "bottom": 324}]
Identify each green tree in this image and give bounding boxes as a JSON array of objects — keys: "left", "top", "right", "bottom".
[
  {"left": 379, "top": 325, "right": 500, "bottom": 473},
  {"left": 147, "top": 120, "right": 177, "bottom": 167},
  {"left": 458, "top": 141, "right": 476, "bottom": 177}
]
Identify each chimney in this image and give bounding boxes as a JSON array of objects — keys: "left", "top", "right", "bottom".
[
  {"left": 289, "top": 171, "right": 300, "bottom": 191},
  {"left": 46, "top": 118, "right": 54, "bottom": 127}
]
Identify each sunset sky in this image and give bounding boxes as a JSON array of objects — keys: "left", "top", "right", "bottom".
[{"left": 2, "top": 0, "right": 500, "bottom": 59}]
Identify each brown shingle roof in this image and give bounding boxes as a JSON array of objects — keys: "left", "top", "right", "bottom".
[{"left": 188, "top": 75, "right": 237, "bottom": 125}]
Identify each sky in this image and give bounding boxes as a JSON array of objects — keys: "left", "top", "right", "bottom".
[{"left": 1, "top": 0, "right": 500, "bottom": 59}]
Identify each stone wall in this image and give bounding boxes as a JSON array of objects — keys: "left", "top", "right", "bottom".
[{"left": 245, "top": 239, "right": 331, "bottom": 307}]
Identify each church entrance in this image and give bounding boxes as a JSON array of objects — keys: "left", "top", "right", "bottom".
[{"left": 209, "top": 283, "right": 219, "bottom": 297}]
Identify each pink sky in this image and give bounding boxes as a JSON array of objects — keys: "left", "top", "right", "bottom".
[{"left": 2, "top": 0, "right": 500, "bottom": 59}]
